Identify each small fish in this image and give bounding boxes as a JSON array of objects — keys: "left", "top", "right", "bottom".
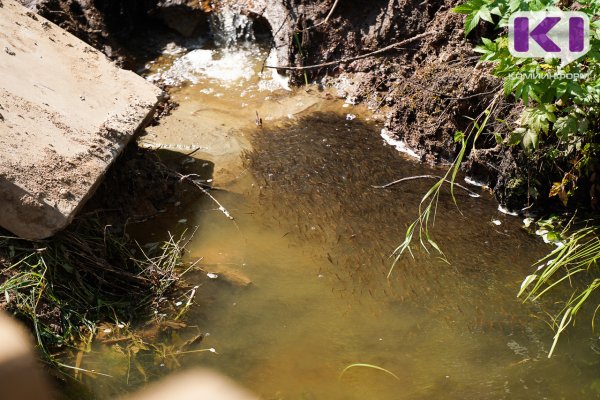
[{"left": 255, "top": 111, "right": 262, "bottom": 127}]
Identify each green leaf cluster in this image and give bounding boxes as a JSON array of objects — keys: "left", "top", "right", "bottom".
[
  {"left": 455, "top": 0, "right": 600, "bottom": 155},
  {"left": 452, "top": 0, "right": 600, "bottom": 356}
]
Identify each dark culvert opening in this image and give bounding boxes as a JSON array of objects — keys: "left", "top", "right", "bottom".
[{"left": 249, "top": 13, "right": 273, "bottom": 42}]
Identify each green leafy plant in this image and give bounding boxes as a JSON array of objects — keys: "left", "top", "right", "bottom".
[
  {"left": 519, "top": 220, "right": 600, "bottom": 357},
  {"left": 389, "top": 97, "right": 499, "bottom": 277},
  {"left": 394, "top": 0, "right": 600, "bottom": 355},
  {"left": 449, "top": 0, "right": 600, "bottom": 354},
  {"left": 455, "top": 0, "right": 600, "bottom": 202}
]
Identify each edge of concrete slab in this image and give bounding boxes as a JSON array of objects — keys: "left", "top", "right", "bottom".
[{"left": 0, "top": 0, "right": 163, "bottom": 240}]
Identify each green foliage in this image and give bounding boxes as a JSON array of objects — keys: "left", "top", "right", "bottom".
[
  {"left": 0, "top": 219, "right": 188, "bottom": 376},
  {"left": 453, "top": 0, "right": 497, "bottom": 35},
  {"left": 389, "top": 100, "right": 498, "bottom": 277},
  {"left": 519, "top": 220, "right": 600, "bottom": 356},
  {"left": 452, "top": 0, "right": 600, "bottom": 355},
  {"left": 461, "top": 0, "right": 600, "bottom": 161},
  {"left": 453, "top": 0, "right": 554, "bottom": 35}
]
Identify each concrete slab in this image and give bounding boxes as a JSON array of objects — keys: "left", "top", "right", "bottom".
[{"left": 0, "top": 0, "right": 163, "bottom": 240}]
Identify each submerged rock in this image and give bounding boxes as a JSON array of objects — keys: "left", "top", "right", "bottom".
[{"left": 204, "top": 264, "right": 252, "bottom": 287}]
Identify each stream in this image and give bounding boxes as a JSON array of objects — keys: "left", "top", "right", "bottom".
[{"left": 63, "top": 9, "right": 600, "bottom": 400}]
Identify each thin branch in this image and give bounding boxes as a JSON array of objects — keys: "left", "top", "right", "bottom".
[
  {"left": 176, "top": 173, "right": 235, "bottom": 220},
  {"left": 171, "top": 172, "right": 213, "bottom": 189},
  {"left": 265, "top": 31, "right": 433, "bottom": 70},
  {"left": 448, "top": 86, "right": 502, "bottom": 101},
  {"left": 406, "top": 79, "right": 502, "bottom": 101},
  {"left": 299, "top": 0, "right": 341, "bottom": 32},
  {"left": 372, "top": 175, "right": 481, "bottom": 198},
  {"left": 260, "top": 12, "right": 291, "bottom": 74},
  {"left": 176, "top": 147, "right": 202, "bottom": 160}
]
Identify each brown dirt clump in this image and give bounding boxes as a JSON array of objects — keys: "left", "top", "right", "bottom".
[{"left": 286, "top": 0, "right": 501, "bottom": 160}]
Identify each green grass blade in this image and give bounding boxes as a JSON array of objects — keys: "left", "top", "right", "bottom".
[{"left": 339, "top": 363, "right": 400, "bottom": 381}]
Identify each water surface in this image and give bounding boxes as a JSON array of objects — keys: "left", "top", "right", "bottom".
[{"left": 66, "top": 19, "right": 600, "bottom": 399}]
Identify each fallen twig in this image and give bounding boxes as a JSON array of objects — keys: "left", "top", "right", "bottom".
[
  {"left": 171, "top": 172, "right": 213, "bottom": 189},
  {"left": 176, "top": 173, "right": 235, "bottom": 220},
  {"left": 299, "top": 0, "right": 341, "bottom": 32},
  {"left": 265, "top": 31, "right": 433, "bottom": 70},
  {"left": 407, "top": 80, "right": 503, "bottom": 101},
  {"left": 373, "top": 175, "right": 481, "bottom": 198},
  {"left": 176, "top": 147, "right": 202, "bottom": 160}
]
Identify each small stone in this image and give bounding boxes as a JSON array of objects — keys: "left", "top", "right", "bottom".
[{"left": 206, "top": 265, "right": 252, "bottom": 287}]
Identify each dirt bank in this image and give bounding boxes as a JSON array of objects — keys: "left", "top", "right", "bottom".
[
  {"left": 249, "top": 0, "right": 537, "bottom": 212},
  {"left": 236, "top": 0, "right": 577, "bottom": 213}
]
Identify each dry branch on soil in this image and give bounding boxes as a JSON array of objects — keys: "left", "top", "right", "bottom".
[{"left": 265, "top": 31, "right": 434, "bottom": 70}]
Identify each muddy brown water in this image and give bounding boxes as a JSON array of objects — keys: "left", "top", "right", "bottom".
[{"left": 63, "top": 38, "right": 600, "bottom": 399}]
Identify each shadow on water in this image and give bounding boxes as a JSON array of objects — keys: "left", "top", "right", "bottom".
[
  {"left": 71, "top": 111, "right": 600, "bottom": 400},
  {"left": 246, "top": 112, "right": 542, "bottom": 316},
  {"left": 171, "top": 112, "right": 600, "bottom": 399}
]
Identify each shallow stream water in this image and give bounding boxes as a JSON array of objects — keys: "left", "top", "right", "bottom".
[{"left": 64, "top": 14, "right": 600, "bottom": 400}]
